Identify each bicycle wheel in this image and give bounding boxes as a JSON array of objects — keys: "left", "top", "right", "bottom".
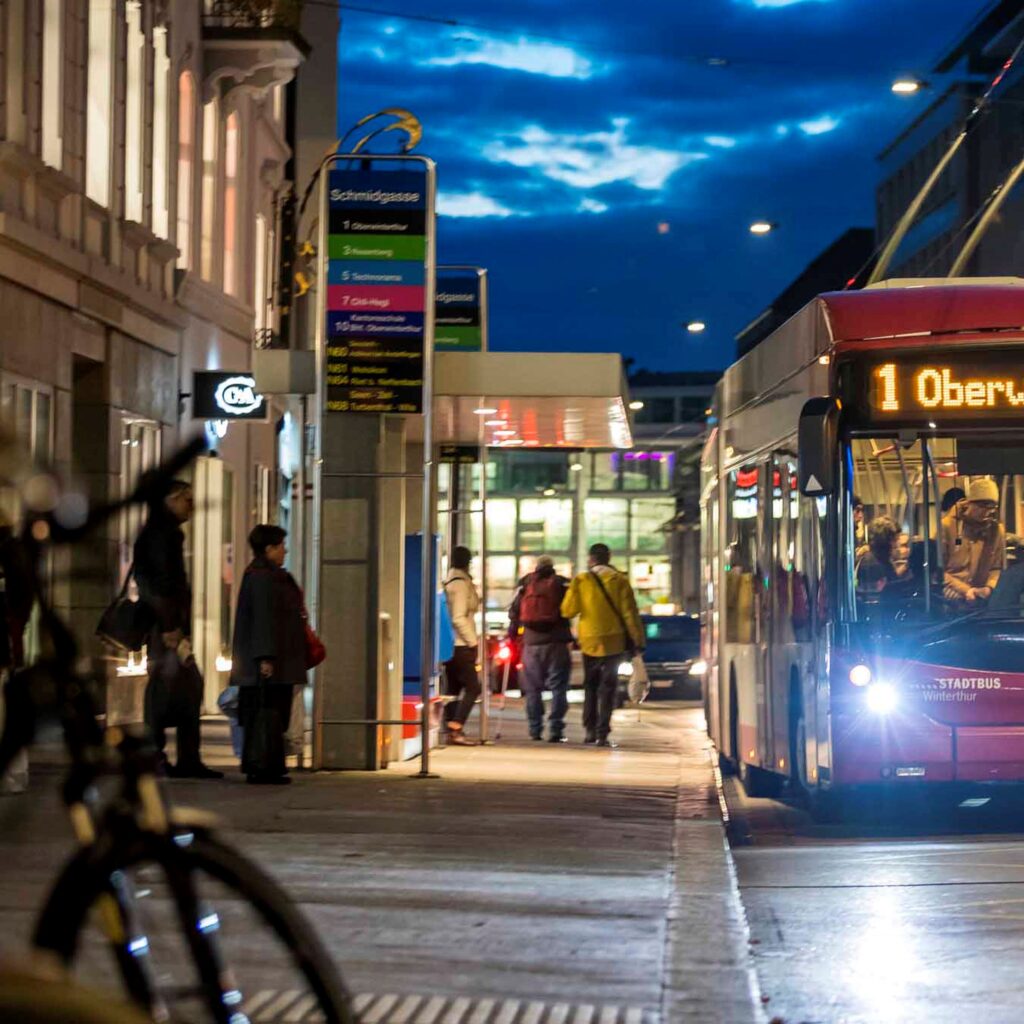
[{"left": 32, "top": 828, "right": 355, "bottom": 1024}]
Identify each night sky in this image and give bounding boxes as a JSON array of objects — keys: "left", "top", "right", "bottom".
[{"left": 337, "top": 0, "right": 989, "bottom": 372}]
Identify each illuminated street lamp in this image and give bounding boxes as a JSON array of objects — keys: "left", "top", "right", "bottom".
[
  {"left": 892, "top": 76, "right": 928, "bottom": 95},
  {"left": 749, "top": 220, "right": 776, "bottom": 235},
  {"left": 686, "top": 320, "right": 706, "bottom": 334}
]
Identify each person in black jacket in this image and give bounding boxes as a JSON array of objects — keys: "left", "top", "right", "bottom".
[
  {"left": 134, "top": 480, "right": 222, "bottom": 779},
  {"left": 231, "top": 524, "right": 306, "bottom": 784}
]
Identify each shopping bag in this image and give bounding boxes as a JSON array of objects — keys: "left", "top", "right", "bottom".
[{"left": 626, "top": 655, "right": 650, "bottom": 704}]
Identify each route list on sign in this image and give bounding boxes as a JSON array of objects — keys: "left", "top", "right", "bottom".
[{"left": 325, "top": 167, "right": 429, "bottom": 414}]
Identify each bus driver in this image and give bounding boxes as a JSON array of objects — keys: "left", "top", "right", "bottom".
[{"left": 941, "top": 478, "right": 1005, "bottom": 604}]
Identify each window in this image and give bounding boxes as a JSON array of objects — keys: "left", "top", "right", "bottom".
[
  {"left": 86, "top": 0, "right": 114, "bottom": 206},
  {"left": 119, "top": 419, "right": 162, "bottom": 580},
  {"left": 124, "top": 1, "right": 144, "bottom": 222},
  {"left": 584, "top": 497, "right": 628, "bottom": 552},
  {"left": 200, "top": 99, "right": 219, "bottom": 281},
  {"left": 591, "top": 453, "right": 620, "bottom": 491},
  {"left": 223, "top": 112, "right": 240, "bottom": 296},
  {"left": 254, "top": 214, "right": 268, "bottom": 329},
  {"left": 467, "top": 498, "right": 516, "bottom": 552},
  {"left": 176, "top": 72, "right": 195, "bottom": 268},
  {"left": 623, "top": 451, "right": 673, "bottom": 491},
  {"left": 630, "top": 558, "right": 672, "bottom": 608},
  {"left": 634, "top": 397, "right": 674, "bottom": 424},
  {"left": 518, "top": 498, "right": 573, "bottom": 553},
  {"left": 41, "top": 0, "right": 63, "bottom": 169},
  {"left": 631, "top": 499, "right": 674, "bottom": 553},
  {"left": 151, "top": 26, "right": 171, "bottom": 238},
  {"left": 725, "top": 465, "right": 760, "bottom": 644}
]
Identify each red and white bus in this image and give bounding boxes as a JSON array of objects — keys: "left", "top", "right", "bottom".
[{"left": 701, "top": 279, "right": 1024, "bottom": 805}]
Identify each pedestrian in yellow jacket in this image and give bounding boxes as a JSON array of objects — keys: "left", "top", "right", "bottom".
[{"left": 561, "top": 543, "right": 644, "bottom": 747}]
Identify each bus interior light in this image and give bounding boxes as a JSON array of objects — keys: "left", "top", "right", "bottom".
[
  {"left": 849, "top": 663, "right": 872, "bottom": 687},
  {"left": 866, "top": 682, "right": 898, "bottom": 714}
]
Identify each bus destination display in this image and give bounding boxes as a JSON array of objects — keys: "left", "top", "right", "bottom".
[{"left": 866, "top": 351, "right": 1024, "bottom": 422}]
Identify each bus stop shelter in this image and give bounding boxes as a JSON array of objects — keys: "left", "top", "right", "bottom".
[{"left": 313, "top": 351, "right": 633, "bottom": 770}]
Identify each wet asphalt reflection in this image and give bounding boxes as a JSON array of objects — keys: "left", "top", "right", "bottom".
[{"left": 727, "top": 780, "right": 1024, "bottom": 1023}]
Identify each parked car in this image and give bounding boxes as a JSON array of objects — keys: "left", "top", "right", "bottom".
[{"left": 641, "top": 614, "right": 703, "bottom": 700}]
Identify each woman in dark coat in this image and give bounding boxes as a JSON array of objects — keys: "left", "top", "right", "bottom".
[{"left": 232, "top": 524, "right": 307, "bottom": 784}]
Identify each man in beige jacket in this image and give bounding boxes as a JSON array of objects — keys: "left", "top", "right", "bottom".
[{"left": 941, "top": 478, "right": 1005, "bottom": 604}]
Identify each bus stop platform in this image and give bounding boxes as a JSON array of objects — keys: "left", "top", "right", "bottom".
[{"left": 0, "top": 703, "right": 764, "bottom": 1023}]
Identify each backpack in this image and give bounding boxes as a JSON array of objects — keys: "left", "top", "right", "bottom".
[{"left": 519, "top": 573, "right": 563, "bottom": 627}]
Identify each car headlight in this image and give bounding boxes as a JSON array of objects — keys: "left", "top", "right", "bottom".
[
  {"left": 689, "top": 659, "right": 708, "bottom": 677},
  {"left": 849, "top": 663, "right": 872, "bottom": 687},
  {"left": 865, "top": 682, "right": 897, "bottom": 714}
]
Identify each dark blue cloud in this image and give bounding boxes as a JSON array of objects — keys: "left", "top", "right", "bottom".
[{"left": 337, "top": 0, "right": 989, "bottom": 370}]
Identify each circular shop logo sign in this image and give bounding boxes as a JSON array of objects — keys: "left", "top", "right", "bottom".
[{"left": 214, "top": 376, "right": 264, "bottom": 416}]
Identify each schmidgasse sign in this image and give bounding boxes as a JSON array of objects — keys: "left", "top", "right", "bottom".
[{"left": 193, "top": 371, "right": 268, "bottom": 421}]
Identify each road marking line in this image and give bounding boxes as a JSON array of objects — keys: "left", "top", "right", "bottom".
[
  {"left": 283, "top": 994, "right": 318, "bottom": 1022},
  {"left": 467, "top": 999, "right": 495, "bottom": 1024},
  {"left": 441, "top": 996, "right": 471, "bottom": 1024},
  {"left": 389, "top": 995, "right": 424, "bottom": 1023},
  {"left": 258, "top": 990, "right": 302, "bottom": 1020},
  {"left": 412, "top": 996, "right": 447, "bottom": 1024},
  {"left": 364, "top": 994, "right": 401, "bottom": 1024}
]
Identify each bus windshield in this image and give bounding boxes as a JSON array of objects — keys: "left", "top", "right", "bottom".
[{"left": 850, "top": 435, "right": 1024, "bottom": 624}]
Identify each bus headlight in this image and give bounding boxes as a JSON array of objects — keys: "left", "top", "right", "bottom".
[
  {"left": 849, "top": 663, "right": 872, "bottom": 687},
  {"left": 689, "top": 659, "right": 708, "bottom": 676},
  {"left": 866, "top": 682, "right": 897, "bottom": 715}
]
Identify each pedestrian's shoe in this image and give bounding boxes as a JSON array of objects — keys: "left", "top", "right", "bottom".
[
  {"left": 169, "top": 762, "right": 224, "bottom": 780},
  {"left": 584, "top": 732, "right": 597, "bottom": 744},
  {"left": 447, "top": 732, "right": 478, "bottom": 746},
  {"left": 596, "top": 738, "right": 618, "bottom": 749},
  {"left": 530, "top": 734, "right": 543, "bottom": 742},
  {"left": 548, "top": 734, "right": 568, "bottom": 744}
]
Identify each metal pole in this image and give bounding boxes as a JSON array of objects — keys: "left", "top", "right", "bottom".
[
  {"left": 418, "top": 158, "right": 439, "bottom": 778},
  {"left": 478, "top": 411, "right": 490, "bottom": 741}
]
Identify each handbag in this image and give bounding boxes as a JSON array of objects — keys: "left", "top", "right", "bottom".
[
  {"left": 304, "top": 623, "right": 326, "bottom": 669},
  {"left": 96, "top": 564, "right": 154, "bottom": 653}
]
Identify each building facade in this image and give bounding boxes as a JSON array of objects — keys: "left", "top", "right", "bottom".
[
  {"left": 0, "top": 0, "right": 315, "bottom": 718},
  {"left": 444, "top": 371, "right": 718, "bottom": 618},
  {"left": 876, "top": 0, "right": 1024, "bottom": 278}
]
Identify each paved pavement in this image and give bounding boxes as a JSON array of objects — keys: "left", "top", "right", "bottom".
[
  {"left": 0, "top": 701, "right": 763, "bottom": 1023},
  {"left": 727, "top": 776, "right": 1024, "bottom": 1024}
]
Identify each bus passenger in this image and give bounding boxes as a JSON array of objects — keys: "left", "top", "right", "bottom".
[
  {"left": 856, "top": 516, "right": 905, "bottom": 592},
  {"left": 941, "top": 478, "right": 1005, "bottom": 604},
  {"left": 853, "top": 495, "right": 868, "bottom": 558}
]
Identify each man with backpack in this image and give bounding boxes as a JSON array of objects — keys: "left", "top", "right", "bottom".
[
  {"left": 561, "top": 543, "right": 644, "bottom": 748},
  {"left": 509, "top": 555, "right": 573, "bottom": 743}
]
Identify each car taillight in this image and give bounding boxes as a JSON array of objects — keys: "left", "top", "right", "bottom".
[{"left": 496, "top": 643, "right": 512, "bottom": 663}]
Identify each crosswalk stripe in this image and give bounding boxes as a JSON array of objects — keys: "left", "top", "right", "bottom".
[{"left": 236, "top": 991, "right": 653, "bottom": 1023}]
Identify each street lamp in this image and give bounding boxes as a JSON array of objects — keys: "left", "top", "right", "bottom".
[
  {"left": 892, "top": 77, "right": 928, "bottom": 95},
  {"left": 749, "top": 220, "right": 776, "bottom": 235},
  {"left": 686, "top": 320, "right": 706, "bottom": 334}
]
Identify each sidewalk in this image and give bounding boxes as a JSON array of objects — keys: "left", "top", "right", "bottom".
[{"left": 0, "top": 700, "right": 763, "bottom": 1023}]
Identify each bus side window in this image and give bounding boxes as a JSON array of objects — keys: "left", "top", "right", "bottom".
[{"left": 726, "top": 466, "right": 760, "bottom": 644}]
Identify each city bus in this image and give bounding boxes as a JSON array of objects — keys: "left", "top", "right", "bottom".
[{"left": 701, "top": 279, "right": 1024, "bottom": 807}]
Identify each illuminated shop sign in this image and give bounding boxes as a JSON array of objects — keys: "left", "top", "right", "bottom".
[
  {"left": 193, "top": 372, "right": 268, "bottom": 421},
  {"left": 861, "top": 350, "right": 1024, "bottom": 423}
]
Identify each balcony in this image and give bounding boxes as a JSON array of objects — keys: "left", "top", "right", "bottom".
[{"left": 202, "top": 1, "right": 310, "bottom": 102}]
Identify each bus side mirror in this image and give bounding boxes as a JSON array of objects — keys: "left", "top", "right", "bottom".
[{"left": 798, "top": 397, "right": 840, "bottom": 496}]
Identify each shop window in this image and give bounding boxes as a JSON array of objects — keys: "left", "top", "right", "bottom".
[
  {"left": 151, "top": 26, "right": 171, "bottom": 238},
  {"left": 630, "top": 558, "right": 672, "bottom": 609},
  {"left": 584, "top": 497, "right": 628, "bottom": 553},
  {"left": 176, "top": 72, "right": 195, "bottom": 268},
  {"left": 119, "top": 419, "right": 162, "bottom": 582},
  {"left": 630, "top": 498, "right": 674, "bottom": 553},
  {"left": 124, "top": 1, "right": 144, "bottom": 222},
  {"left": 518, "top": 555, "right": 573, "bottom": 581},
  {"left": 467, "top": 497, "right": 516, "bottom": 554},
  {"left": 223, "top": 112, "right": 240, "bottom": 296},
  {"left": 518, "top": 498, "right": 573, "bottom": 553},
  {"left": 591, "top": 452, "right": 620, "bottom": 491},
  {"left": 86, "top": 0, "right": 114, "bottom": 207},
  {"left": 41, "top": 0, "right": 63, "bottom": 169},
  {"left": 490, "top": 452, "right": 567, "bottom": 492},
  {"left": 623, "top": 451, "right": 673, "bottom": 491},
  {"left": 200, "top": 99, "right": 219, "bottom": 281}
]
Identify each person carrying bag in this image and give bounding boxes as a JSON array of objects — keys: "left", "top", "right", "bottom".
[{"left": 561, "top": 543, "right": 645, "bottom": 747}]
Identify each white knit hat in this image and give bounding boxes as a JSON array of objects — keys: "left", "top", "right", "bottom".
[{"left": 967, "top": 478, "right": 999, "bottom": 503}]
